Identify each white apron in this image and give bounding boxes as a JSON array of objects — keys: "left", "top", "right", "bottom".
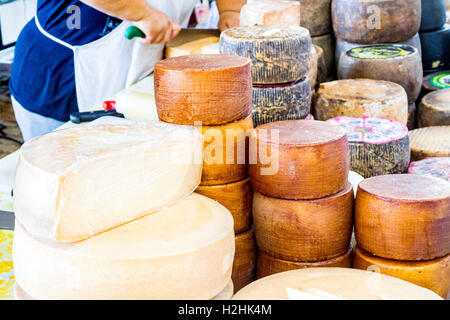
[{"left": 34, "top": 0, "right": 197, "bottom": 111}]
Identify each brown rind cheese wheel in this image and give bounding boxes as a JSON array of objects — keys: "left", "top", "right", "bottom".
[
  {"left": 312, "top": 33, "right": 335, "bottom": 77},
  {"left": 295, "top": 0, "right": 332, "bottom": 37},
  {"left": 252, "top": 183, "right": 354, "bottom": 262},
  {"left": 249, "top": 120, "right": 350, "bottom": 200},
  {"left": 154, "top": 54, "right": 252, "bottom": 125},
  {"left": 355, "top": 174, "right": 450, "bottom": 261},
  {"left": 409, "top": 126, "right": 450, "bottom": 160},
  {"left": 232, "top": 228, "right": 257, "bottom": 292},
  {"left": 408, "top": 103, "right": 417, "bottom": 130},
  {"left": 418, "top": 88, "right": 450, "bottom": 127}
]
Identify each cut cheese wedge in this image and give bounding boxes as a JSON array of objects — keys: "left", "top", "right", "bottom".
[
  {"left": 12, "top": 193, "right": 235, "bottom": 300},
  {"left": 355, "top": 174, "right": 450, "bottom": 260},
  {"left": 409, "top": 126, "right": 450, "bottom": 160},
  {"left": 418, "top": 88, "right": 450, "bottom": 127},
  {"left": 13, "top": 122, "right": 203, "bottom": 242},
  {"left": 165, "top": 36, "right": 219, "bottom": 58},
  {"left": 232, "top": 228, "right": 257, "bottom": 292},
  {"left": 239, "top": 0, "right": 301, "bottom": 27},
  {"left": 232, "top": 268, "right": 442, "bottom": 300}
]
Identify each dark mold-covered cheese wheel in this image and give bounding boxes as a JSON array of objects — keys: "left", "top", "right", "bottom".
[
  {"left": 420, "top": 24, "right": 450, "bottom": 71},
  {"left": 420, "top": 0, "right": 447, "bottom": 32}
]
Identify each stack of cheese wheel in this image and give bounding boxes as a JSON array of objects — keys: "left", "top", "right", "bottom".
[
  {"left": 233, "top": 268, "right": 443, "bottom": 300},
  {"left": 220, "top": 25, "right": 312, "bottom": 127},
  {"left": 354, "top": 174, "right": 450, "bottom": 298},
  {"left": 419, "top": 0, "right": 449, "bottom": 72},
  {"left": 314, "top": 79, "right": 409, "bottom": 125},
  {"left": 250, "top": 120, "right": 354, "bottom": 278},
  {"left": 326, "top": 117, "right": 411, "bottom": 178},
  {"left": 418, "top": 88, "right": 450, "bottom": 127},
  {"left": 154, "top": 54, "right": 255, "bottom": 292},
  {"left": 409, "top": 126, "right": 450, "bottom": 160},
  {"left": 408, "top": 157, "right": 450, "bottom": 182},
  {"left": 12, "top": 122, "right": 237, "bottom": 300}
]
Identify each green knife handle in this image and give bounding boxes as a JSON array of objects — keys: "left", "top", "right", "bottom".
[{"left": 125, "top": 26, "right": 145, "bottom": 40}]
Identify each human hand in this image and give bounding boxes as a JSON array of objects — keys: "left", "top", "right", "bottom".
[
  {"left": 218, "top": 11, "right": 240, "bottom": 31},
  {"left": 135, "top": 8, "right": 180, "bottom": 44}
]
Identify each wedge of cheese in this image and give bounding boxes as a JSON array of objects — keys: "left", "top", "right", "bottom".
[
  {"left": 165, "top": 36, "right": 220, "bottom": 58},
  {"left": 13, "top": 122, "right": 203, "bottom": 242},
  {"left": 240, "top": 0, "right": 301, "bottom": 27},
  {"left": 13, "top": 193, "right": 235, "bottom": 300}
]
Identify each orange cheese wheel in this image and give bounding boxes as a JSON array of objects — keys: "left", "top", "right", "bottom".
[
  {"left": 198, "top": 116, "right": 253, "bottom": 186},
  {"left": 232, "top": 228, "right": 257, "bottom": 292},
  {"left": 249, "top": 120, "right": 349, "bottom": 200},
  {"left": 355, "top": 174, "right": 450, "bottom": 260},
  {"left": 154, "top": 54, "right": 252, "bottom": 125},
  {"left": 353, "top": 246, "right": 450, "bottom": 299},
  {"left": 257, "top": 247, "right": 353, "bottom": 279},
  {"left": 409, "top": 126, "right": 450, "bottom": 161},
  {"left": 196, "top": 178, "right": 252, "bottom": 234},
  {"left": 253, "top": 183, "right": 354, "bottom": 262}
]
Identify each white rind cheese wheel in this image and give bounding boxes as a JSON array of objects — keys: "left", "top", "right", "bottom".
[
  {"left": 327, "top": 117, "right": 410, "bottom": 178},
  {"left": 252, "top": 78, "right": 312, "bottom": 127},
  {"left": 295, "top": 0, "right": 332, "bottom": 37},
  {"left": 418, "top": 88, "right": 450, "bottom": 127},
  {"left": 409, "top": 126, "right": 450, "bottom": 160},
  {"left": 408, "top": 157, "right": 450, "bottom": 181},
  {"left": 239, "top": 0, "right": 300, "bottom": 27},
  {"left": 314, "top": 79, "right": 409, "bottom": 124},
  {"left": 232, "top": 268, "right": 443, "bottom": 300},
  {"left": 13, "top": 193, "right": 235, "bottom": 300},
  {"left": 312, "top": 33, "right": 335, "bottom": 77},
  {"left": 220, "top": 26, "right": 312, "bottom": 84},
  {"left": 13, "top": 122, "right": 203, "bottom": 243}
]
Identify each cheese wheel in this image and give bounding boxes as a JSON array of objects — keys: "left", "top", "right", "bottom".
[
  {"left": 326, "top": 117, "right": 410, "bottom": 178},
  {"left": 13, "top": 194, "right": 235, "bottom": 300},
  {"left": 420, "top": 0, "right": 447, "bottom": 33},
  {"left": 314, "top": 79, "right": 409, "bottom": 124},
  {"left": 154, "top": 54, "right": 252, "bottom": 126},
  {"left": 335, "top": 33, "right": 422, "bottom": 67},
  {"left": 232, "top": 268, "right": 443, "bottom": 300},
  {"left": 422, "top": 70, "right": 450, "bottom": 93},
  {"left": 239, "top": 0, "right": 301, "bottom": 27},
  {"left": 354, "top": 246, "right": 450, "bottom": 299},
  {"left": 249, "top": 120, "right": 350, "bottom": 200},
  {"left": 252, "top": 78, "right": 312, "bottom": 127},
  {"left": 220, "top": 26, "right": 312, "bottom": 84},
  {"left": 408, "top": 102, "right": 417, "bottom": 130},
  {"left": 196, "top": 178, "right": 252, "bottom": 234},
  {"left": 257, "top": 247, "right": 353, "bottom": 279},
  {"left": 408, "top": 157, "right": 450, "bottom": 181},
  {"left": 420, "top": 24, "right": 450, "bottom": 71},
  {"left": 418, "top": 88, "right": 450, "bottom": 127},
  {"left": 338, "top": 44, "right": 423, "bottom": 104},
  {"left": 253, "top": 184, "right": 353, "bottom": 262},
  {"left": 314, "top": 45, "right": 327, "bottom": 87},
  {"left": 165, "top": 36, "right": 219, "bottom": 58},
  {"left": 312, "top": 33, "right": 335, "bottom": 77},
  {"left": 355, "top": 174, "right": 450, "bottom": 260},
  {"left": 13, "top": 122, "right": 203, "bottom": 243},
  {"left": 295, "top": 0, "right": 332, "bottom": 37},
  {"left": 198, "top": 116, "right": 253, "bottom": 186},
  {"left": 409, "top": 126, "right": 450, "bottom": 160},
  {"left": 232, "top": 228, "right": 257, "bottom": 292},
  {"left": 332, "top": 0, "right": 421, "bottom": 44}
]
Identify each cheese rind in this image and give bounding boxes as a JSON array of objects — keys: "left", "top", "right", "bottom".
[
  {"left": 312, "top": 33, "right": 335, "bottom": 77},
  {"left": 232, "top": 268, "right": 443, "bottom": 300},
  {"left": 420, "top": 0, "right": 447, "bottom": 32},
  {"left": 220, "top": 26, "right": 312, "bottom": 84},
  {"left": 420, "top": 24, "right": 450, "bottom": 71},
  {"left": 13, "top": 122, "right": 203, "bottom": 242},
  {"left": 314, "top": 79, "right": 409, "bottom": 124},
  {"left": 232, "top": 228, "right": 257, "bottom": 292},
  {"left": 295, "top": 0, "right": 332, "bottom": 37},
  {"left": 409, "top": 126, "right": 450, "bottom": 160},
  {"left": 353, "top": 246, "right": 450, "bottom": 299},
  {"left": 240, "top": 0, "right": 301, "bottom": 27},
  {"left": 418, "top": 88, "right": 450, "bottom": 127},
  {"left": 13, "top": 194, "right": 235, "bottom": 300}
]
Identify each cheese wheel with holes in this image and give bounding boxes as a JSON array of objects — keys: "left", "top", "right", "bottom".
[
  {"left": 355, "top": 174, "right": 450, "bottom": 260},
  {"left": 314, "top": 79, "right": 409, "bottom": 124},
  {"left": 198, "top": 116, "right": 252, "bottom": 186},
  {"left": 418, "top": 88, "right": 450, "bottom": 127},
  {"left": 420, "top": 0, "right": 447, "bottom": 33},
  {"left": 12, "top": 193, "right": 235, "bottom": 300},
  {"left": 332, "top": 0, "right": 422, "bottom": 44},
  {"left": 196, "top": 178, "right": 252, "bottom": 234},
  {"left": 408, "top": 157, "right": 450, "bottom": 181},
  {"left": 326, "top": 117, "right": 410, "bottom": 178},
  {"left": 257, "top": 247, "right": 353, "bottom": 279},
  {"left": 250, "top": 120, "right": 349, "bottom": 200},
  {"left": 312, "top": 33, "right": 335, "bottom": 77},
  {"left": 13, "top": 122, "right": 203, "bottom": 243},
  {"left": 232, "top": 228, "right": 257, "bottom": 292},
  {"left": 154, "top": 54, "right": 252, "bottom": 126},
  {"left": 422, "top": 70, "right": 450, "bottom": 93},
  {"left": 239, "top": 0, "right": 300, "bottom": 27},
  {"left": 252, "top": 78, "right": 312, "bottom": 127},
  {"left": 220, "top": 26, "right": 312, "bottom": 84},
  {"left": 409, "top": 126, "right": 450, "bottom": 160},
  {"left": 253, "top": 184, "right": 353, "bottom": 262},
  {"left": 338, "top": 45, "right": 423, "bottom": 104},
  {"left": 295, "top": 0, "right": 332, "bottom": 37},
  {"left": 353, "top": 246, "right": 450, "bottom": 299},
  {"left": 335, "top": 34, "right": 422, "bottom": 67},
  {"left": 232, "top": 268, "right": 443, "bottom": 300},
  {"left": 408, "top": 103, "right": 417, "bottom": 130},
  {"left": 420, "top": 25, "right": 450, "bottom": 71}
]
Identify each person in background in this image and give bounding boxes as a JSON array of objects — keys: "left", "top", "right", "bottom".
[{"left": 10, "top": 0, "right": 245, "bottom": 141}]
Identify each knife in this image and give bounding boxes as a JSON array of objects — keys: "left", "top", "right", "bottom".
[{"left": 0, "top": 210, "right": 14, "bottom": 230}]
